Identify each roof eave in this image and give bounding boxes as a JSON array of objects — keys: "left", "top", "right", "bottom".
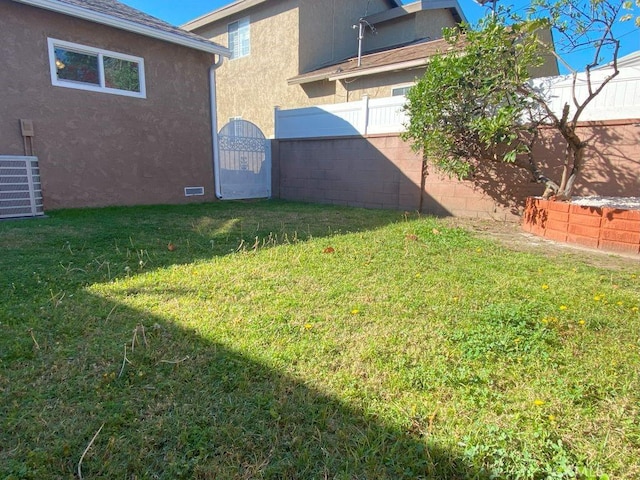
[
  {"left": 328, "top": 59, "right": 429, "bottom": 81},
  {"left": 289, "top": 58, "right": 430, "bottom": 85},
  {"left": 288, "top": 72, "right": 334, "bottom": 86},
  {"left": 14, "top": 0, "right": 230, "bottom": 56},
  {"left": 182, "top": 0, "right": 268, "bottom": 31},
  {"left": 364, "top": 0, "right": 467, "bottom": 26},
  {"left": 183, "top": 0, "right": 403, "bottom": 32}
]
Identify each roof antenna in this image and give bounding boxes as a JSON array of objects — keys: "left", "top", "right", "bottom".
[{"left": 352, "top": 18, "right": 377, "bottom": 67}]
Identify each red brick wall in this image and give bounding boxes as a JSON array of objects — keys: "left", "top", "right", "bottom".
[
  {"left": 523, "top": 198, "right": 640, "bottom": 254},
  {"left": 273, "top": 120, "right": 639, "bottom": 220}
]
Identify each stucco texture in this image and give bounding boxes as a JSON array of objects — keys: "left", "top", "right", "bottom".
[
  {"left": 194, "top": 0, "right": 305, "bottom": 138},
  {"left": 0, "top": 0, "right": 217, "bottom": 210},
  {"left": 192, "top": 0, "right": 448, "bottom": 138}
]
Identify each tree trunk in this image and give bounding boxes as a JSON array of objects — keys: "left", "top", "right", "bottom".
[{"left": 556, "top": 142, "right": 586, "bottom": 200}]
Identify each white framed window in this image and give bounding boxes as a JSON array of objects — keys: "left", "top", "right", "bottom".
[
  {"left": 391, "top": 84, "right": 414, "bottom": 97},
  {"left": 47, "top": 38, "right": 146, "bottom": 98},
  {"left": 228, "top": 17, "right": 250, "bottom": 59},
  {"left": 229, "top": 116, "right": 243, "bottom": 136}
]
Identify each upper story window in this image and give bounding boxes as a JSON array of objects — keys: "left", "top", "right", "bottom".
[
  {"left": 391, "top": 84, "right": 413, "bottom": 97},
  {"left": 47, "top": 38, "right": 146, "bottom": 98},
  {"left": 228, "top": 17, "right": 250, "bottom": 59}
]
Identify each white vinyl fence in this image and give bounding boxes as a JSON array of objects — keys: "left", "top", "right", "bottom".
[
  {"left": 275, "top": 63, "right": 640, "bottom": 139},
  {"left": 531, "top": 64, "right": 640, "bottom": 122},
  {"left": 275, "top": 95, "right": 407, "bottom": 139},
  {"left": 0, "top": 156, "right": 44, "bottom": 219}
]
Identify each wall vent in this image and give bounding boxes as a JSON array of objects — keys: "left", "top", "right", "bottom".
[{"left": 184, "top": 186, "right": 205, "bottom": 197}]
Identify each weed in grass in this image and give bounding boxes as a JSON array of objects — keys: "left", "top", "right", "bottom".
[
  {"left": 460, "top": 424, "right": 599, "bottom": 479},
  {"left": 448, "top": 302, "right": 558, "bottom": 361}
]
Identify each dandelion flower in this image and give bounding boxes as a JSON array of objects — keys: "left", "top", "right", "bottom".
[
  {"left": 559, "top": 305, "right": 568, "bottom": 311},
  {"left": 632, "top": 306, "right": 639, "bottom": 312},
  {"left": 578, "top": 319, "right": 586, "bottom": 326},
  {"left": 533, "top": 399, "right": 545, "bottom": 406},
  {"left": 351, "top": 309, "right": 360, "bottom": 315},
  {"left": 542, "top": 284, "right": 549, "bottom": 290},
  {"left": 304, "top": 323, "right": 313, "bottom": 330},
  {"left": 593, "top": 295, "right": 602, "bottom": 302}
]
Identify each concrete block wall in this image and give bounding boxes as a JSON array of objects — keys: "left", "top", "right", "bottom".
[
  {"left": 534, "top": 120, "right": 640, "bottom": 198},
  {"left": 272, "top": 120, "right": 639, "bottom": 220},
  {"left": 273, "top": 135, "right": 424, "bottom": 211},
  {"left": 420, "top": 166, "right": 541, "bottom": 220},
  {"left": 272, "top": 134, "right": 539, "bottom": 219}
]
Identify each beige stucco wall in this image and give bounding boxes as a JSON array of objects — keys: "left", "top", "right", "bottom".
[
  {"left": 193, "top": 0, "right": 397, "bottom": 138},
  {"left": 1, "top": 0, "right": 217, "bottom": 210},
  {"left": 298, "top": 0, "right": 392, "bottom": 73},
  {"left": 365, "top": 9, "right": 456, "bottom": 53},
  {"left": 192, "top": 0, "right": 308, "bottom": 138},
  {"left": 191, "top": 0, "right": 457, "bottom": 138},
  {"left": 337, "top": 69, "right": 425, "bottom": 102}
]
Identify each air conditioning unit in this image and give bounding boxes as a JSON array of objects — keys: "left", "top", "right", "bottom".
[{"left": 0, "top": 156, "right": 44, "bottom": 219}]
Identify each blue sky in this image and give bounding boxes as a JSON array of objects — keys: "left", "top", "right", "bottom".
[{"left": 123, "top": 0, "right": 639, "bottom": 73}]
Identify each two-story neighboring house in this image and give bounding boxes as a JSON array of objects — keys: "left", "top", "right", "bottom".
[{"left": 183, "top": 0, "right": 470, "bottom": 138}]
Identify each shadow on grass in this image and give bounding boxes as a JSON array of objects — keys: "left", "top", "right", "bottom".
[
  {"left": 0, "top": 201, "right": 490, "bottom": 478},
  {"left": 0, "top": 200, "right": 408, "bottom": 287},
  {"left": 1, "top": 287, "right": 490, "bottom": 479}
]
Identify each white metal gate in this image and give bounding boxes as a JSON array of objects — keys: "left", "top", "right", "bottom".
[
  {"left": 216, "top": 119, "right": 271, "bottom": 200},
  {"left": 0, "top": 155, "right": 44, "bottom": 219}
]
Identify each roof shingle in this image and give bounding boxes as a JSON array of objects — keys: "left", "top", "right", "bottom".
[
  {"left": 288, "top": 37, "right": 459, "bottom": 85},
  {"left": 13, "top": 0, "right": 229, "bottom": 55}
]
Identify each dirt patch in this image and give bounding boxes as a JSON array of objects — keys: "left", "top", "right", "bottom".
[{"left": 442, "top": 217, "right": 640, "bottom": 271}]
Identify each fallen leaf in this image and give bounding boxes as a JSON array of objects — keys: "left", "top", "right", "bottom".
[{"left": 323, "top": 246, "right": 335, "bottom": 254}]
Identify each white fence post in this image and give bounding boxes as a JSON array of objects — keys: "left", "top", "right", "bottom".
[
  {"left": 361, "top": 95, "right": 370, "bottom": 136},
  {"left": 274, "top": 106, "right": 280, "bottom": 139}
]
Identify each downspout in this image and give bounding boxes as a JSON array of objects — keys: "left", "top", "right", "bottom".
[{"left": 209, "top": 54, "right": 224, "bottom": 199}]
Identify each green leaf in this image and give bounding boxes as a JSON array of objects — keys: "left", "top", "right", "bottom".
[{"left": 503, "top": 150, "right": 518, "bottom": 163}]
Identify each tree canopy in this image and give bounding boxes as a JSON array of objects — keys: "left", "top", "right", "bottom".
[{"left": 402, "top": 0, "right": 639, "bottom": 199}]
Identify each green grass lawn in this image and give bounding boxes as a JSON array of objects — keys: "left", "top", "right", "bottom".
[{"left": 1, "top": 200, "right": 638, "bottom": 479}]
